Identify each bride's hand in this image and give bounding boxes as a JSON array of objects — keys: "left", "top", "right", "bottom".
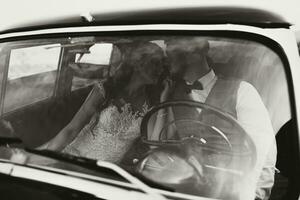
[{"left": 36, "top": 142, "right": 49, "bottom": 150}]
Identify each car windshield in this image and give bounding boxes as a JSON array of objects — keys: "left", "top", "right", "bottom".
[{"left": 0, "top": 35, "right": 291, "bottom": 199}]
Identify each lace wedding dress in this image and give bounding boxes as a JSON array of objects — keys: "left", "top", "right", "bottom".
[{"left": 63, "top": 100, "right": 148, "bottom": 163}]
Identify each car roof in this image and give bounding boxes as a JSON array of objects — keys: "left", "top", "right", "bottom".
[{"left": 0, "top": 6, "right": 290, "bottom": 34}]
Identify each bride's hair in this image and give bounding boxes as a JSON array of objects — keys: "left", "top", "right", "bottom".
[{"left": 105, "top": 42, "right": 165, "bottom": 100}]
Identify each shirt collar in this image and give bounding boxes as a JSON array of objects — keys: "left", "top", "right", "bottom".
[{"left": 197, "top": 69, "right": 216, "bottom": 88}]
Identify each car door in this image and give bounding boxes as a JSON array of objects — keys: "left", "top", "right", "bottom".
[
  {"left": 0, "top": 41, "right": 67, "bottom": 147},
  {"left": 0, "top": 39, "right": 117, "bottom": 148}
]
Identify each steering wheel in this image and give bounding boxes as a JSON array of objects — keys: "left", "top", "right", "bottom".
[
  {"left": 137, "top": 100, "right": 257, "bottom": 196},
  {"left": 141, "top": 100, "right": 256, "bottom": 158}
]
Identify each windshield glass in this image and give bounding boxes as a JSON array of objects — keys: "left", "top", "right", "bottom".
[{"left": 0, "top": 35, "right": 291, "bottom": 200}]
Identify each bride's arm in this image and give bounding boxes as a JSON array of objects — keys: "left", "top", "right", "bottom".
[
  {"left": 38, "top": 84, "right": 106, "bottom": 151},
  {"left": 69, "top": 63, "right": 108, "bottom": 79}
]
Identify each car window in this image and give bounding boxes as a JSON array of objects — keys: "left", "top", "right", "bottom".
[
  {"left": 3, "top": 44, "right": 60, "bottom": 112},
  {"left": 75, "top": 43, "right": 112, "bottom": 65},
  {"left": 0, "top": 47, "right": 7, "bottom": 106},
  {"left": 0, "top": 35, "right": 292, "bottom": 200},
  {"left": 71, "top": 43, "right": 113, "bottom": 91}
]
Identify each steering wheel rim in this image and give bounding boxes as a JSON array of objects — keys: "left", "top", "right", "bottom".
[
  {"left": 158, "top": 119, "right": 232, "bottom": 149},
  {"left": 140, "top": 100, "right": 257, "bottom": 169}
]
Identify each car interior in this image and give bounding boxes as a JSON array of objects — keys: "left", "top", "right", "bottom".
[{"left": 0, "top": 36, "right": 298, "bottom": 199}]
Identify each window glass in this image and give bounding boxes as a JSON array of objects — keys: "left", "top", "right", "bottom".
[
  {"left": 0, "top": 36, "right": 292, "bottom": 200},
  {"left": 71, "top": 43, "right": 113, "bottom": 91},
  {"left": 75, "top": 43, "right": 112, "bottom": 65},
  {"left": 0, "top": 46, "right": 7, "bottom": 105},
  {"left": 3, "top": 44, "right": 60, "bottom": 112}
]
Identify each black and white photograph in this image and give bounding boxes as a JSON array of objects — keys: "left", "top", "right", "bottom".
[{"left": 0, "top": 0, "right": 299, "bottom": 199}]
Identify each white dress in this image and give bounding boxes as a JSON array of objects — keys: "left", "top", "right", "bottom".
[{"left": 62, "top": 99, "right": 148, "bottom": 163}]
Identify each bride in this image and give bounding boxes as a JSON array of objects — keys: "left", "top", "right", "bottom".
[{"left": 39, "top": 42, "right": 165, "bottom": 163}]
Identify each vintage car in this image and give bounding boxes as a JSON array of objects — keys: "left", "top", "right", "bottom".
[{"left": 0, "top": 5, "right": 299, "bottom": 200}]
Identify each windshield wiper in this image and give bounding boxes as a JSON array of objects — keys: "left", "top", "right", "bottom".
[
  {"left": 96, "top": 160, "right": 167, "bottom": 200},
  {"left": 0, "top": 137, "right": 22, "bottom": 145},
  {"left": 24, "top": 148, "right": 123, "bottom": 181},
  {"left": 25, "top": 148, "right": 167, "bottom": 199}
]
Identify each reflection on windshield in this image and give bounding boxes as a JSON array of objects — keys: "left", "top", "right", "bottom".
[{"left": 0, "top": 36, "right": 290, "bottom": 200}]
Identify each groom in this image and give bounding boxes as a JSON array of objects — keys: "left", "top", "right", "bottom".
[{"left": 163, "top": 37, "right": 277, "bottom": 200}]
